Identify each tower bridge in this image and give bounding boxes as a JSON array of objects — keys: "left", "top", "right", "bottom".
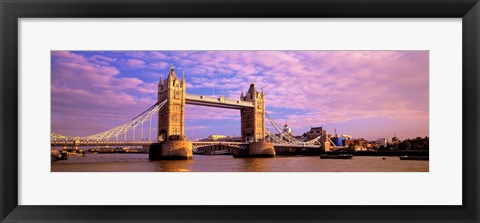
[
  {"left": 52, "top": 65, "right": 326, "bottom": 159},
  {"left": 153, "top": 65, "right": 271, "bottom": 159}
]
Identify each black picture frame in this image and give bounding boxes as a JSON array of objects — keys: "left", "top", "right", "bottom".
[{"left": 1, "top": 0, "right": 479, "bottom": 222}]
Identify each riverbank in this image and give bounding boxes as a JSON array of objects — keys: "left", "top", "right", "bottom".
[{"left": 326, "top": 150, "right": 429, "bottom": 156}]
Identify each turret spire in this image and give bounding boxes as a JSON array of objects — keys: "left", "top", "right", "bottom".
[
  {"left": 158, "top": 74, "right": 163, "bottom": 86},
  {"left": 248, "top": 82, "right": 256, "bottom": 99},
  {"left": 167, "top": 64, "right": 178, "bottom": 81}
]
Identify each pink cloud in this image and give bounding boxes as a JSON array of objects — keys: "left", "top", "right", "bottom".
[
  {"left": 148, "top": 52, "right": 168, "bottom": 59},
  {"left": 51, "top": 51, "right": 157, "bottom": 136},
  {"left": 185, "top": 125, "right": 210, "bottom": 131},
  {"left": 174, "top": 51, "right": 429, "bottom": 138},
  {"left": 185, "top": 105, "right": 239, "bottom": 121},
  {"left": 52, "top": 50, "right": 87, "bottom": 62},
  {"left": 125, "top": 52, "right": 146, "bottom": 58},
  {"left": 90, "top": 54, "right": 116, "bottom": 62},
  {"left": 148, "top": 61, "right": 169, "bottom": 70},
  {"left": 126, "top": 59, "right": 146, "bottom": 68}
]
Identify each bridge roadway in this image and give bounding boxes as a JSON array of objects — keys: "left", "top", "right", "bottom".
[
  {"left": 185, "top": 93, "right": 254, "bottom": 109},
  {"left": 51, "top": 140, "right": 320, "bottom": 149},
  {"left": 51, "top": 140, "right": 156, "bottom": 147}
]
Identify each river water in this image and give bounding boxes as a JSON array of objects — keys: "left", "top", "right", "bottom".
[{"left": 51, "top": 154, "right": 428, "bottom": 172}]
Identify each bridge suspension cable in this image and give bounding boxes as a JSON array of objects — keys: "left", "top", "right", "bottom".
[
  {"left": 53, "top": 100, "right": 324, "bottom": 146},
  {"left": 265, "top": 129, "right": 289, "bottom": 144},
  {"left": 265, "top": 112, "right": 304, "bottom": 145},
  {"left": 50, "top": 133, "right": 74, "bottom": 142},
  {"left": 265, "top": 112, "right": 322, "bottom": 146},
  {"left": 79, "top": 99, "right": 167, "bottom": 141}
]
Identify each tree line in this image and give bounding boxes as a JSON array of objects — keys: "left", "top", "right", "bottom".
[{"left": 379, "top": 136, "right": 429, "bottom": 150}]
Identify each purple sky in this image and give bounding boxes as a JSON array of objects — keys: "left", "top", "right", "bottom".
[{"left": 51, "top": 51, "right": 429, "bottom": 141}]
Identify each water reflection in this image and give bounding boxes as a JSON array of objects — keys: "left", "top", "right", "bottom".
[
  {"left": 239, "top": 158, "right": 269, "bottom": 172},
  {"left": 155, "top": 159, "right": 194, "bottom": 172}
]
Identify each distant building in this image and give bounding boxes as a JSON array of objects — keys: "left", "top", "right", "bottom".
[
  {"left": 280, "top": 124, "right": 295, "bottom": 141},
  {"left": 304, "top": 126, "right": 326, "bottom": 141},
  {"left": 230, "top": 136, "right": 242, "bottom": 142},
  {"left": 376, "top": 138, "right": 388, "bottom": 147},
  {"left": 392, "top": 135, "right": 399, "bottom": 143},
  {"left": 283, "top": 124, "right": 292, "bottom": 135},
  {"left": 208, "top": 135, "right": 226, "bottom": 141},
  {"left": 216, "top": 136, "right": 242, "bottom": 142},
  {"left": 304, "top": 126, "right": 332, "bottom": 151},
  {"left": 330, "top": 135, "right": 353, "bottom": 147},
  {"left": 344, "top": 138, "right": 368, "bottom": 151},
  {"left": 389, "top": 135, "right": 400, "bottom": 149},
  {"left": 294, "top": 135, "right": 305, "bottom": 141},
  {"left": 370, "top": 141, "right": 379, "bottom": 149}
]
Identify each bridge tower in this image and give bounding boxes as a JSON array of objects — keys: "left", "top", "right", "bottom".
[
  {"left": 240, "top": 83, "right": 266, "bottom": 142},
  {"left": 235, "top": 83, "right": 275, "bottom": 157},
  {"left": 150, "top": 65, "right": 192, "bottom": 160},
  {"left": 157, "top": 65, "right": 186, "bottom": 141}
]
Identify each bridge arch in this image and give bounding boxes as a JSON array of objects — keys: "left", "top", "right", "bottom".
[{"left": 192, "top": 143, "right": 244, "bottom": 155}]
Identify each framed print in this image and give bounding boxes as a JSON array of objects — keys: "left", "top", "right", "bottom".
[{"left": 1, "top": 0, "right": 479, "bottom": 222}]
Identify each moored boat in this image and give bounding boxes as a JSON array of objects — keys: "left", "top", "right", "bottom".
[
  {"left": 320, "top": 154, "right": 353, "bottom": 159},
  {"left": 399, "top": 156, "right": 429, "bottom": 161}
]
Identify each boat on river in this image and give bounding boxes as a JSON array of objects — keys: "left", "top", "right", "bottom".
[
  {"left": 320, "top": 154, "right": 354, "bottom": 159},
  {"left": 399, "top": 156, "right": 429, "bottom": 161},
  {"left": 51, "top": 150, "right": 69, "bottom": 161}
]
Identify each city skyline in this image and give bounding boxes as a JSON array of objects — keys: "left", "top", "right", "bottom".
[{"left": 51, "top": 50, "right": 429, "bottom": 141}]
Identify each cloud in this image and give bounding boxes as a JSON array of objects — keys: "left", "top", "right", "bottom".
[
  {"left": 197, "top": 51, "right": 426, "bottom": 115},
  {"left": 125, "top": 51, "right": 146, "bottom": 58},
  {"left": 172, "top": 51, "right": 429, "bottom": 138},
  {"left": 90, "top": 54, "right": 117, "bottom": 64},
  {"left": 185, "top": 105, "right": 239, "bottom": 121},
  {"left": 185, "top": 125, "right": 210, "bottom": 131},
  {"left": 147, "top": 52, "right": 168, "bottom": 59},
  {"left": 51, "top": 51, "right": 158, "bottom": 136},
  {"left": 148, "top": 61, "right": 169, "bottom": 70},
  {"left": 126, "top": 59, "right": 146, "bottom": 68}
]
